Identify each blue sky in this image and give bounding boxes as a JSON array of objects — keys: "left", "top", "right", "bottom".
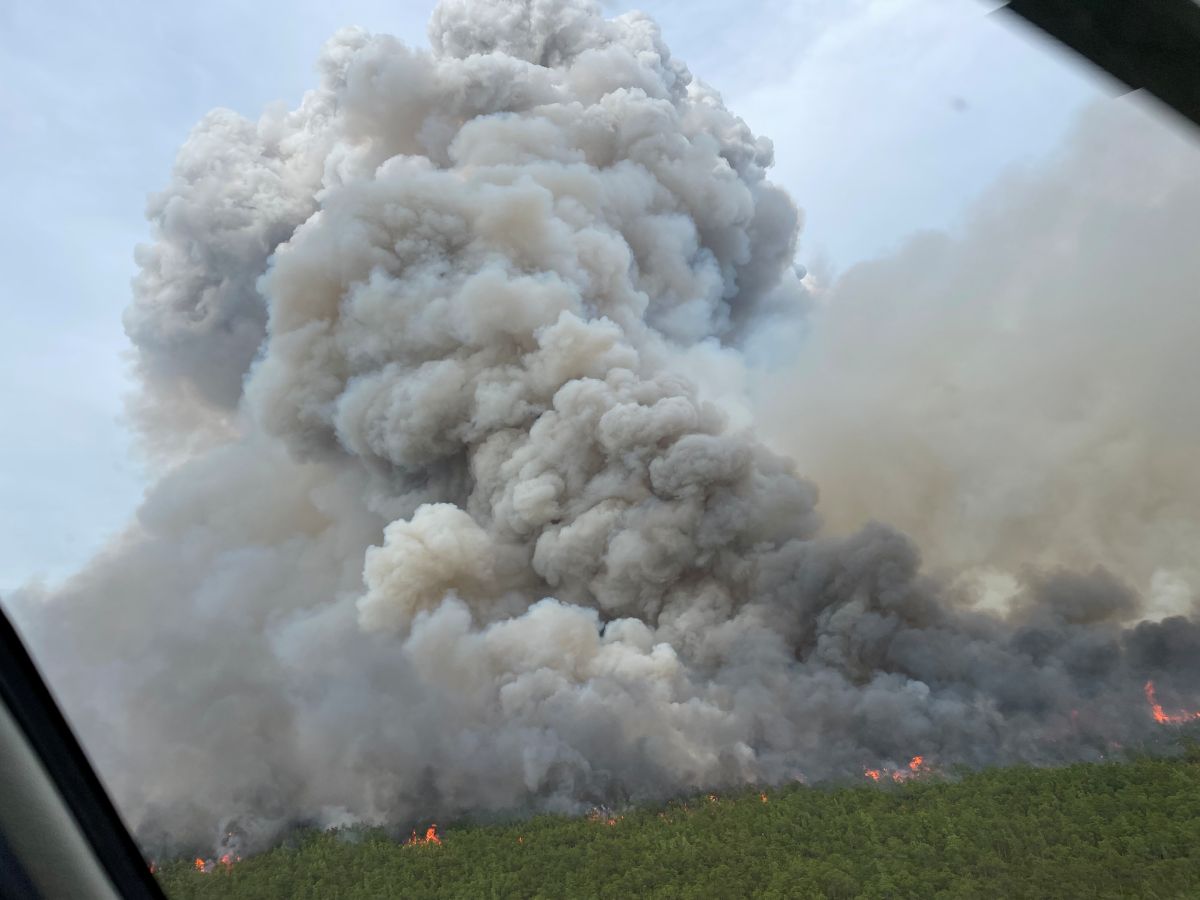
[{"left": 0, "top": 0, "right": 1106, "bottom": 591}]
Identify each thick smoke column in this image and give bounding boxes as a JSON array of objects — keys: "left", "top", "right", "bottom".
[{"left": 8, "top": 0, "right": 1198, "bottom": 854}]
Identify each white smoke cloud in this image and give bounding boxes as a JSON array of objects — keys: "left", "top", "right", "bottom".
[
  {"left": 757, "top": 99, "right": 1200, "bottom": 618},
  {"left": 6, "top": 0, "right": 1198, "bottom": 856}
]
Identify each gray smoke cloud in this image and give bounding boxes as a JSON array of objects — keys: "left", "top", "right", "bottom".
[
  {"left": 7, "top": 0, "right": 1199, "bottom": 856},
  {"left": 756, "top": 99, "right": 1200, "bottom": 618}
]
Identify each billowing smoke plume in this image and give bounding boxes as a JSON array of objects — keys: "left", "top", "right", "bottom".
[{"left": 7, "top": 0, "right": 1199, "bottom": 855}]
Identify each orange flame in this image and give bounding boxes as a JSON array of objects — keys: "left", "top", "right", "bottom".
[
  {"left": 865, "top": 755, "right": 932, "bottom": 783},
  {"left": 1144, "top": 681, "right": 1200, "bottom": 724},
  {"left": 759, "top": 792, "right": 769, "bottom": 804},
  {"left": 406, "top": 823, "right": 442, "bottom": 846},
  {"left": 892, "top": 755, "right": 930, "bottom": 782},
  {"left": 191, "top": 853, "right": 239, "bottom": 875},
  {"left": 587, "top": 808, "right": 621, "bottom": 826}
]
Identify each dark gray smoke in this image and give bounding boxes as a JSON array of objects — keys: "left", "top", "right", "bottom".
[{"left": 7, "top": 0, "right": 1198, "bottom": 856}]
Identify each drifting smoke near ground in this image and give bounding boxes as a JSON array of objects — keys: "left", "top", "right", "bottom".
[
  {"left": 6, "top": 0, "right": 1200, "bottom": 856},
  {"left": 756, "top": 100, "right": 1200, "bottom": 619}
]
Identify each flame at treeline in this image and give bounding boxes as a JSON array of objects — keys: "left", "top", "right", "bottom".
[
  {"left": 864, "top": 755, "right": 932, "bottom": 783},
  {"left": 169, "top": 679, "right": 1200, "bottom": 877},
  {"left": 405, "top": 824, "right": 442, "bottom": 846},
  {"left": 588, "top": 808, "right": 622, "bottom": 827},
  {"left": 858, "top": 679, "right": 1200, "bottom": 786},
  {"left": 192, "top": 853, "right": 238, "bottom": 874}
]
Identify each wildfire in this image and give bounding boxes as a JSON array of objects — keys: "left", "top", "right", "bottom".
[
  {"left": 587, "top": 808, "right": 622, "bottom": 826},
  {"left": 760, "top": 792, "right": 769, "bottom": 804},
  {"left": 864, "top": 756, "right": 932, "bottom": 783},
  {"left": 1144, "top": 681, "right": 1200, "bottom": 724},
  {"left": 192, "top": 853, "right": 240, "bottom": 874},
  {"left": 406, "top": 824, "right": 442, "bottom": 846}
]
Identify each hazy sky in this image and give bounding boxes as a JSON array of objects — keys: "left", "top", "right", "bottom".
[{"left": 0, "top": 0, "right": 1107, "bottom": 591}]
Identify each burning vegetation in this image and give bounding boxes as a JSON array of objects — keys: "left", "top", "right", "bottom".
[
  {"left": 405, "top": 824, "right": 442, "bottom": 847},
  {"left": 191, "top": 853, "right": 238, "bottom": 875},
  {"left": 587, "top": 808, "right": 622, "bottom": 827},
  {"left": 865, "top": 755, "right": 934, "bottom": 783},
  {"left": 153, "top": 758, "right": 1200, "bottom": 898},
  {"left": 1145, "top": 681, "right": 1200, "bottom": 725}
]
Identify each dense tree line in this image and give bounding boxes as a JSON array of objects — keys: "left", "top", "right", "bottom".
[{"left": 156, "top": 756, "right": 1200, "bottom": 899}]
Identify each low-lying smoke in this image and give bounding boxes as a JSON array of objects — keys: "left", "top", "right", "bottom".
[{"left": 8, "top": 0, "right": 1199, "bottom": 855}]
